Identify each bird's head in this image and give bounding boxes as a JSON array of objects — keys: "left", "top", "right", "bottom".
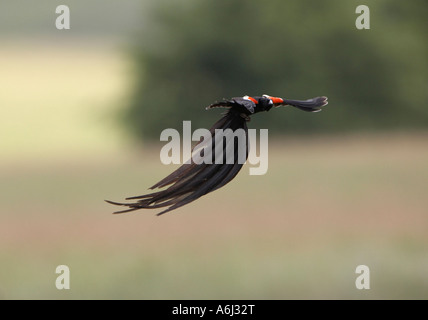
[
  {"left": 253, "top": 94, "right": 284, "bottom": 112},
  {"left": 262, "top": 94, "right": 284, "bottom": 106}
]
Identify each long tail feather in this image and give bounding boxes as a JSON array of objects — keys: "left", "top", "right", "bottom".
[{"left": 106, "top": 109, "right": 249, "bottom": 215}]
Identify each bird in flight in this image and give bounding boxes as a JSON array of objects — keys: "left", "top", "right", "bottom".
[{"left": 106, "top": 94, "right": 328, "bottom": 215}]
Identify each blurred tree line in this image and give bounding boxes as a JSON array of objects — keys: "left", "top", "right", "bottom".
[{"left": 125, "top": 0, "right": 428, "bottom": 140}]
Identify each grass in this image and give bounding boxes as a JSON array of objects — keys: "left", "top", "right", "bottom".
[
  {"left": 0, "top": 41, "right": 427, "bottom": 299},
  {"left": 1, "top": 135, "right": 427, "bottom": 299}
]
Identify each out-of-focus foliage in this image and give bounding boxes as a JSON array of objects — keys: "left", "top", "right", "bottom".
[{"left": 126, "top": 0, "right": 428, "bottom": 140}]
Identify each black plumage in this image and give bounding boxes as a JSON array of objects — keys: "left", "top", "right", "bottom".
[{"left": 106, "top": 94, "right": 328, "bottom": 215}]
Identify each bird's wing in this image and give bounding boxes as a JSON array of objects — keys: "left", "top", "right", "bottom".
[
  {"left": 230, "top": 97, "right": 256, "bottom": 113},
  {"left": 206, "top": 97, "right": 256, "bottom": 114},
  {"left": 279, "top": 96, "right": 328, "bottom": 112},
  {"left": 205, "top": 99, "right": 234, "bottom": 110}
]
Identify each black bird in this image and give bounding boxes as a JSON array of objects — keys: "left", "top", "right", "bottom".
[{"left": 106, "top": 94, "right": 328, "bottom": 215}]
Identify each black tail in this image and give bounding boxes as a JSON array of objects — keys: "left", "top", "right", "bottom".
[
  {"left": 282, "top": 96, "right": 328, "bottom": 112},
  {"left": 105, "top": 109, "right": 249, "bottom": 216}
]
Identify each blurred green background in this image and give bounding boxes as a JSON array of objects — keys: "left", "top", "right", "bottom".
[{"left": 1, "top": 0, "right": 427, "bottom": 299}]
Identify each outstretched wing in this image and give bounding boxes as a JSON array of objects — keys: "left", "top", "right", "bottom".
[
  {"left": 207, "top": 97, "right": 256, "bottom": 114},
  {"left": 279, "top": 96, "right": 328, "bottom": 112},
  {"left": 106, "top": 109, "right": 249, "bottom": 216},
  {"left": 106, "top": 94, "right": 328, "bottom": 216}
]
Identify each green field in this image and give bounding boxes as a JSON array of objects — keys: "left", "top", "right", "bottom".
[{"left": 1, "top": 42, "right": 427, "bottom": 299}]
